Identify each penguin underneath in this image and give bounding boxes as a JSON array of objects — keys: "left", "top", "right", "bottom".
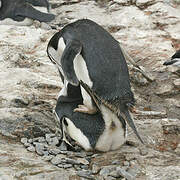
[
  {"left": 47, "top": 19, "right": 143, "bottom": 143},
  {"left": 163, "top": 50, "right": 180, "bottom": 67},
  {"left": 0, "top": 0, "right": 55, "bottom": 26},
  {"left": 55, "top": 81, "right": 127, "bottom": 152}
]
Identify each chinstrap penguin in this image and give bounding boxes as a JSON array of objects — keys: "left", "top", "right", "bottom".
[
  {"left": 0, "top": 0, "right": 55, "bottom": 26},
  {"left": 47, "top": 19, "right": 143, "bottom": 143},
  {"left": 55, "top": 82, "right": 127, "bottom": 152},
  {"left": 163, "top": 50, "right": 180, "bottom": 67}
]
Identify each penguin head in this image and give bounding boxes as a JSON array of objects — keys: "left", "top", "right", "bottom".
[{"left": 163, "top": 50, "right": 180, "bottom": 67}]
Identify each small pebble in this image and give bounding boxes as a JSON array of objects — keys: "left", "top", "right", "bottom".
[
  {"left": 21, "top": 138, "right": 28, "bottom": 144},
  {"left": 27, "top": 146, "right": 35, "bottom": 152},
  {"left": 74, "top": 165, "right": 82, "bottom": 171},
  {"left": 112, "top": 160, "right": 121, "bottom": 165},
  {"left": 99, "top": 166, "right": 116, "bottom": 177},
  {"left": 76, "top": 170, "right": 94, "bottom": 179},
  {"left": 49, "top": 148, "right": 61, "bottom": 155},
  {"left": 24, "top": 142, "right": 31, "bottom": 148},
  {"left": 92, "top": 163, "right": 100, "bottom": 174},
  {"left": 42, "top": 155, "right": 54, "bottom": 161},
  {"left": 77, "top": 158, "right": 89, "bottom": 165},
  {"left": 139, "top": 148, "right": 148, "bottom": 156},
  {"left": 80, "top": 165, "right": 89, "bottom": 170},
  {"left": 116, "top": 167, "right": 134, "bottom": 180},
  {"left": 28, "top": 139, "right": 33, "bottom": 143},
  {"left": 35, "top": 143, "right": 45, "bottom": 156},
  {"left": 123, "top": 161, "right": 130, "bottom": 166},
  {"left": 51, "top": 154, "right": 66, "bottom": 165},
  {"left": 58, "top": 164, "right": 73, "bottom": 169}
]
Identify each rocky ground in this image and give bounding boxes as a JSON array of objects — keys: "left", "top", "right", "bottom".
[{"left": 0, "top": 0, "right": 180, "bottom": 179}]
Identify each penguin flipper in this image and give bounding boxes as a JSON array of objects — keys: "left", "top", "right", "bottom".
[
  {"left": 61, "top": 40, "right": 82, "bottom": 86},
  {"left": 15, "top": 2, "right": 55, "bottom": 22}
]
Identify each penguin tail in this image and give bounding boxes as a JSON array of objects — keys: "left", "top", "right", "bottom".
[{"left": 120, "top": 109, "right": 144, "bottom": 144}]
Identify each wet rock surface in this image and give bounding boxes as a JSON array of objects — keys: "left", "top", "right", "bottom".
[{"left": 0, "top": 0, "right": 180, "bottom": 179}]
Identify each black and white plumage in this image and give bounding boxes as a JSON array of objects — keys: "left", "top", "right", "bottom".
[
  {"left": 163, "top": 50, "right": 180, "bottom": 67},
  {"left": 55, "top": 83, "right": 126, "bottom": 152},
  {"left": 0, "top": 0, "right": 55, "bottom": 25},
  {"left": 47, "top": 19, "right": 143, "bottom": 143}
]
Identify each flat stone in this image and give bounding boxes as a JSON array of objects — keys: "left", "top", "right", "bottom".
[
  {"left": 116, "top": 167, "right": 135, "bottom": 180},
  {"left": 42, "top": 155, "right": 54, "bottom": 161},
  {"left": 35, "top": 143, "right": 45, "bottom": 156},
  {"left": 27, "top": 145, "right": 35, "bottom": 152},
  {"left": 99, "top": 166, "right": 116, "bottom": 177},
  {"left": 58, "top": 164, "right": 73, "bottom": 169},
  {"left": 76, "top": 170, "right": 94, "bottom": 179},
  {"left": 173, "top": 79, "right": 180, "bottom": 89},
  {"left": 76, "top": 157, "right": 89, "bottom": 165},
  {"left": 23, "top": 142, "right": 31, "bottom": 148},
  {"left": 49, "top": 148, "right": 62, "bottom": 155},
  {"left": 139, "top": 147, "right": 148, "bottom": 156},
  {"left": 21, "top": 138, "right": 28, "bottom": 144},
  {"left": 156, "top": 84, "right": 173, "bottom": 95},
  {"left": 51, "top": 154, "right": 66, "bottom": 165},
  {"left": 92, "top": 163, "right": 101, "bottom": 174}
]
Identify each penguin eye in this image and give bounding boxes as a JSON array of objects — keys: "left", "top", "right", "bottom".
[{"left": 63, "top": 118, "right": 68, "bottom": 126}]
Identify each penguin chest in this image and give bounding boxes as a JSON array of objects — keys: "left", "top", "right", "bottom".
[{"left": 95, "top": 105, "right": 126, "bottom": 152}]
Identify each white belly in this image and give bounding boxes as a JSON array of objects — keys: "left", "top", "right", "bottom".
[{"left": 95, "top": 105, "right": 126, "bottom": 152}]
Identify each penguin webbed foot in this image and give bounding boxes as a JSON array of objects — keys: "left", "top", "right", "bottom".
[{"left": 73, "top": 105, "right": 98, "bottom": 114}]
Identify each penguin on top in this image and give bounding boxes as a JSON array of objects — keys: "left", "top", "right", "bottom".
[
  {"left": 47, "top": 19, "right": 143, "bottom": 143},
  {"left": 0, "top": 0, "right": 55, "bottom": 26},
  {"left": 163, "top": 50, "right": 180, "bottom": 67},
  {"left": 54, "top": 73, "right": 127, "bottom": 152}
]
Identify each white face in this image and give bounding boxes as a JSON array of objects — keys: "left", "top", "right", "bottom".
[{"left": 63, "top": 118, "right": 92, "bottom": 151}]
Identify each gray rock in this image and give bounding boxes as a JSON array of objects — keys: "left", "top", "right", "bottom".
[
  {"left": 74, "top": 165, "right": 82, "bottom": 171},
  {"left": 116, "top": 167, "right": 135, "bottom": 180},
  {"left": 51, "top": 154, "right": 66, "bottom": 165},
  {"left": 99, "top": 166, "right": 116, "bottom": 177},
  {"left": 91, "top": 163, "right": 101, "bottom": 174},
  {"left": 23, "top": 142, "right": 31, "bottom": 148},
  {"left": 80, "top": 165, "right": 89, "bottom": 170},
  {"left": 28, "top": 139, "right": 33, "bottom": 143},
  {"left": 27, "top": 145, "right": 35, "bottom": 152},
  {"left": 42, "top": 155, "right": 54, "bottom": 161},
  {"left": 76, "top": 170, "right": 94, "bottom": 179},
  {"left": 49, "top": 148, "right": 62, "bottom": 155},
  {"left": 21, "top": 138, "right": 28, "bottom": 144},
  {"left": 112, "top": 160, "right": 121, "bottom": 165},
  {"left": 139, "top": 147, "right": 148, "bottom": 156},
  {"left": 35, "top": 143, "right": 45, "bottom": 156},
  {"left": 49, "top": 137, "right": 59, "bottom": 146},
  {"left": 173, "top": 79, "right": 180, "bottom": 89},
  {"left": 123, "top": 161, "right": 130, "bottom": 166},
  {"left": 58, "top": 164, "right": 73, "bottom": 169}
]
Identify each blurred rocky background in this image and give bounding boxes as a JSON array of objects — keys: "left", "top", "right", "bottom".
[{"left": 0, "top": 0, "right": 179, "bottom": 179}]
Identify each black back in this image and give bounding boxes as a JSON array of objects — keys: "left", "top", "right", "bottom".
[{"left": 49, "top": 19, "right": 135, "bottom": 108}]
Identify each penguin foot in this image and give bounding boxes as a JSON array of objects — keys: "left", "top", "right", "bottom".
[{"left": 74, "top": 105, "right": 97, "bottom": 114}]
